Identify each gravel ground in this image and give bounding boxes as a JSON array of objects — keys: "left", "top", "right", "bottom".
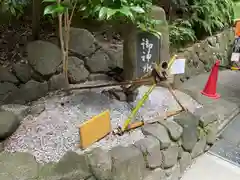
[{"left": 4, "top": 85, "right": 201, "bottom": 164}]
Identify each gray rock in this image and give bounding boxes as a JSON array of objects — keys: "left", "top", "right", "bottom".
[
  {"left": 27, "top": 40, "right": 62, "bottom": 76},
  {"left": 86, "top": 176, "right": 97, "bottom": 180},
  {"left": 134, "top": 136, "right": 162, "bottom": 169},
  {"left": 86, "top": 147, "right": 112, "bottom": 180},
  {"left": 53, "top": 151, "right": 91, "bottom": 179},
  {"left": 68, "top": 56, "right": 90, "bottom": 83},
  {"left": 179, "top": 152, "right": 192, "bottom": 174},
  {"left": 69, "top": 28, "right": 96, "bottom": 56},
  {"left": 0, "top": 111, "right": 20, "bottom": 141},
  {"left": 164, "top": 163, "right": 181, "bottom": 180},
  {"left": 0, "top": 82, "right": 18, "bottom": 103},
  {"left": 159, "top": 119, "right": 183, "bottom": 141},
  {"left": 105, "top": 44, "right": 123, "bottom": 68},
  {"left": 193, "top": 107, "right": 217, "bottom": 127},
  {"left": 0, "top": 142, "right": 4, "bottom": 152},
  {"left": 0, "top": 67, "right": 19, "bottom": 84},
  {"left": 142, "top": 123, "right": 171, "bottom": 149},
  {"left": 88, "top": 73, "right": 111, "bottom": 81},
  {"left": 110, "top": 145, "right": 145, "bottom": 180},
  {"left": 12, "top": 63, "right": 32, "bottom": 83},
  {"left": 107, "top": 89, "right": 127, "bottom": 101},
  {"left": 178, "top": 146, "right": 184, "bottom": 159},
  {"left": 207, "top": 36, "right": 217, "bottom": 46},
  {"left": 161, "top": 144, "right": 179, "bottom": 169},
  {"left": 0, "top": 104, "right": 30, "bottom": 120},
  {"left": 29, "top": 101, "right": 45, "bottom": 116},
  {"left": 86, "top": 49, "right": 111, "bottom": 72},
  {"left": 4, "top": 80, "right": 48, "bottom": 104},
  {"left": 205, "top": 145, "right": 211, "bottom": 152},
  {"left": 191, "top": 133, "right": 207, "bottom": 158},
  {"left": 48, "top": 73, "right": 69, "bottom": 91},
  {"left": 206, "top": 123, "right": 218, "bottom": 145},
  {"left": 0, "top": 152, "right": 39, "bottom": 179},
  {"left": 174, "top": 112, "right": 199, "bottom": 152},
  {"left": 144, "top": 168, "right": 166, "bottom": 180}
]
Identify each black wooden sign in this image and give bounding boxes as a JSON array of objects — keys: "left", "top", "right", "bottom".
[{"left": 136, "top": 31, "right": 161, "bottom": 78}]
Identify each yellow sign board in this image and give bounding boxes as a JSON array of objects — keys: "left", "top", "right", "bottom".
[{"left": 79, "top": 110, "right": 111, "bottom": 149}]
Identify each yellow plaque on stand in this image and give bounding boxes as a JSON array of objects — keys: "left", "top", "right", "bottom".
[{"left": 79, "top": 110, "right": 111, "bottom": 149}]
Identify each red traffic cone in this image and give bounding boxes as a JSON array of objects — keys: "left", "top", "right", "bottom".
[{"left": 201, "top": 60, "right": 220, "bottom": 99}]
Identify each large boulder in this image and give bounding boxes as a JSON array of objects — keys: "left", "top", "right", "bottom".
[
  {"left": 68, "top": 56, "right": 89, "bottom": 83},
  {"left": 105, "top": 44, "right": 123, "bottom": 68},
  {"left": 0, "top": 82, "right": 18, "bottom": 103},
  {"left": 134, "top": 136, "right": 162, "bottom": 169},
  {"left": 142, "top": 123, "right": 171, "bottom": 149},
  {"left": 0, "top": 110, "right": 20, "bottom": 141},
  {"left": 4, "top": 80, "right": 48, "bottom": 104},
  {"left": 86, "top": 147, "right": 112, "bottom": 180},
  {"left": 27, "top": 40, "right": 62, "bottom": 76},
  {"left": 48, "top": 73, "right": 69, "bottom": 91},
  {"left": 12, "top": 63, "right": 32, "bottom": 83},
  {"left": 0, "top": 67, "right": 19, "bottom": 84},
  {"left": 86, "top": 49, "right": 111, "bottom": 72},
  {"left": 0, "top": 104, "right": 30, "bottom": 120},
  {"left": 110, "top": 145, "right": 145, "bottom": 180},
  {"left": 173, "top": 112, "right": 199, "bottom": 152},
  {"left": 69, "top": 28, "right": 96, "bottom": 56}
]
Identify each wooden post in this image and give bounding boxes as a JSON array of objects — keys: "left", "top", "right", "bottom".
[{"left": 32, "top": 0, "right": 41, "bottom": 40}]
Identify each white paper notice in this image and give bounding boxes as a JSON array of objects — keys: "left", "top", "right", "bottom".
[
  {"left": 170, "top": 58, "right": 186, "bottom": 74},
  {"left": 231, "top": 52, "right": 240, "bottom": 62}
]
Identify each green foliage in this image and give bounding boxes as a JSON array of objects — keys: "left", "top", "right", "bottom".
[
  {"left": 0, "top": 0, "right": 30, "bottom": 17},
  {"left": 43, "top": 0, "right": 162, "bottom": 36},
  {"left": 169, "top": 19, "right": 196, "bottom": 47},
  {"left": 169, "top": 0, "right": 234, "bottom": 47}
]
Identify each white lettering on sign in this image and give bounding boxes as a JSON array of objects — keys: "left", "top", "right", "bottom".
[{"left": 140, "top": 38, "right": 154, "bottom": 73}]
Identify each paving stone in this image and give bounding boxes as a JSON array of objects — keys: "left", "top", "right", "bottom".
[
  {"left": 221, "top": 114, "right": 240, "bottom": 145},
  {"left": 86, "top": 147, "right": 112, "bottom": 180},
  {"left": 174, "top": 112, "right": 199, "bottom": 152},
  {"left": 161, "top": 144, "right": 179, "bottom": 169},
  {"left": 179, "top": 152, "right": 192, "bottom": 174},
  {"left": 134, "top": 136, "right": 162, "bottom": 169},
  {"left": 110, "top": 145, "right": 145, "bottom": 180},
  {"left": 210, "top": 139, "right": 240, "bottom": 166},
  {"left": 142, "top": 123, "right": 171, "bottom": 149},
  {"left": 159, "top": 120, "right": 183, "bottom": 141}
]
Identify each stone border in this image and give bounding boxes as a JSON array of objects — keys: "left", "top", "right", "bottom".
[{"left": 0, "top": 105, "right": 225, "bottom": 180}]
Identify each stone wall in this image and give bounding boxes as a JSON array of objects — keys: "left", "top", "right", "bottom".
[
  {"left": 0, "top": 106, "right": 219, "bottom": 180},
  {"left": 0, "top": 23, "right": 234, "bottom": 105},
  {"left": 0, "top": 27, "right": 123, "bottom": 105},
  {"left": 173, "top": 28, "right": 235, "bottom": 87}
]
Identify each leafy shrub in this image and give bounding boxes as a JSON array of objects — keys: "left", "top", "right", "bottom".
[
  {"left": 169, "top": 19, "right": 196, "bottom": 47},
  {"left": 0, "top": 0, "right": 30, "bottom": 17},
  {"left": 169, "top": 0, "right": 234, "bottom": 47}
]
